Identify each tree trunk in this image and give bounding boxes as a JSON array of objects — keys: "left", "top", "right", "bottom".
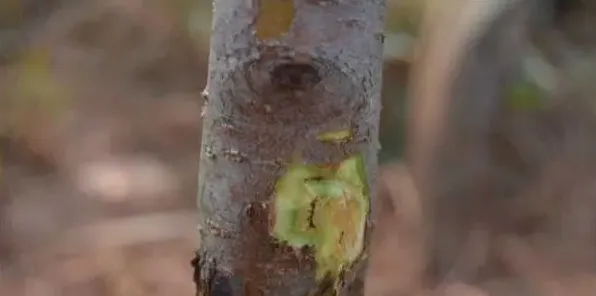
[
  {"left": 406, "top": 0, "right": 534, "bottom": 286},
  {"left": 193, "top": 1, "right": 386, "bottom": 295}
]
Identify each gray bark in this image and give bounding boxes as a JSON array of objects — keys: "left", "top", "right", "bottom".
[{"left": 194, "top": 1, "right": 386, "bottom": 295}]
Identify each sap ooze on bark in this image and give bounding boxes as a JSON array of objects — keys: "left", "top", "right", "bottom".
[{"left": 273, "top": 154, "right": 370, "bottom": 282}]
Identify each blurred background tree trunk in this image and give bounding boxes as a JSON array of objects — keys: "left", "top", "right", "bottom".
[{"left": 406, "top": 0, "right": 536, "bottom": 286}]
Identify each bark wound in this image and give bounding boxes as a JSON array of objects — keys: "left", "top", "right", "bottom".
[
  {"left": 255, "top": 0, "right": 295, "bottom": 40},
  {"left": 272, "top": 154, "right": 370, "bottom": 292},
  {"left": 271, "top": 63, "right": 321, "bottom": 91}
]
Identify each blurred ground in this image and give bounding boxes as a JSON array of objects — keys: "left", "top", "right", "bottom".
[
  {"left": 0, "top": 1, "right": 206, "bottom": 295},
  {"left": 1, "top": 0, "right": 596, "bottom": 295}
]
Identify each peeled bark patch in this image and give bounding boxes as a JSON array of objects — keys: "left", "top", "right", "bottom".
[
  {"left": 317, "top": 129, "right": 353, "bottom": 143},
  {"left": 255, "top": 0, "right": 295, "bottom": 40},
  {"left": 273, "top": 154, "right": 369, "bottom": 284}
]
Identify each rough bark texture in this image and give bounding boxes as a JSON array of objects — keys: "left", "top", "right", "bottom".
[
  {"left": 406, "top": 0, "right": 534, "bottom": 286},
  {"left": 194, "top": 1, "right": 386, "bottom": 295}
]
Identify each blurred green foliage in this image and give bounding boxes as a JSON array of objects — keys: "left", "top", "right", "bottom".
[
  {"left": 385, "top": 0, "right": 424, "bottom": 36},
  {"left": 377, "top": 0, "right": 423, "bottom": 162},
  {"left": 4, "top": 48, "right": 70, "bottom": 132},
  {"left": 506, "top": 79, "right": 544, "bottom": 111}
]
